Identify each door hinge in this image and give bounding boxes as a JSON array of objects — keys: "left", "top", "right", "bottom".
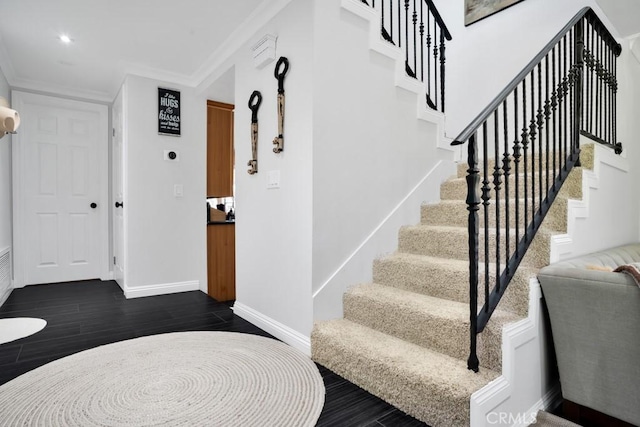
[
  {"left": 112, "top": 128, "right": 116, "bottom": 137},
  {"left": 113, "top": 256, "right": 116, "bottom": 265}
]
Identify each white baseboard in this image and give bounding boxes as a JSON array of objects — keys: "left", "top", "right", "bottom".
[
  {"left": 124, "top": 280, "right": 200, "bottom": 299},
  {"left": 233, "top": 302, "right": 311, "bottom": 356},
  {"left": 0, "top": 286, "right": 12, "bottom": 307}
]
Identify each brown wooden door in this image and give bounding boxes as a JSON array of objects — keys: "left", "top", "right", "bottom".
[
  {"left": 207, "top": 101, "right": 234, "bottom": 197},
  {"left": 207, "top": 224, "right": 235, "bottom": 301}
]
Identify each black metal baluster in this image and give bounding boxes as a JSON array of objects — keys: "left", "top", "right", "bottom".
[
  {"left": 493, "top": 112, "right": 502, "bottom": 294},
  {"left": 482, "top": 123, "right": 490, "bottom": 313},
  {"left": 544, "top": 55, "right": 551, "bottom": 196},
  {"left": 419, "top": 1, "right": 424, "bottom": 81},
  {"left": 390, "top": 0, "right": 394, "bottom": 45},
  {"left": 584, "top": 23, "right": 595, "bottom": 135},
  {"left": 398, "top": 0, "right": 401, "bottom": 47},
  {"left": 608, "top": 38, "right": 613, "bottom": 144},
  {"left": 522, "top": 78, "right": 529, "bottom": 241},
  {"left": 562, "top": 34, "right": 568, "bottom": 171},
  {"left": 426, "top": 13, "right": 432, "bottom": 107},
  {"left": 607, "top": 38, "right": 611, "bottom": 144},
  {"left": 412, "top": 0, "right": 417, "bottom": 76},
  {"left": 569, "top": 28, "right": 574, "bottom": 158},
  {"left": 404, "top": 0, "right": 409, "bottom": 69},
  {"left": 558, "top": 40, "right": 564, "bottom": 175},
  {"left": 502, "top": 99, "right": 510, "bottom": 274},
  {"left": 513, "top": 87, "right": 521, "bottom": 255},
  {"left": 530, "top": 69, "right": 537, "bottom": 226},
  {"left": 466, "top": 131, "right": 480, "bottom": 373},
  {"left": 612, "top": 42, "right": 617, "bottom": 145},
  {"left": 537, "top": 63, "right": 544, "bottom": 212},
  {"left": 575, "top": 20, "right": 585, "bottom": 155},
  {"left": 551, "top": 45, "right": 558, "bottom": 191},
  {"left": 381, "top": 0, "right": 386, "bottom": 40},
  {"left": 434, "top": 26, "right": 439, "bottom": 110},
  {"left": 440, "top": 31, "right": 446, "bottom": 111}
]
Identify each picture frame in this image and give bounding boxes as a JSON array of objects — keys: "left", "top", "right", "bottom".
[
  {"left": 465, "top": 0, "right": 525, "bottom": 26},
  {"left": 158, "top": 87, "right": 181, "bottom": 136}
]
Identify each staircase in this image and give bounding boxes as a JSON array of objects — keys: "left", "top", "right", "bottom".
[{"left": 312, "top": 146, "right": 593, "bottom": 426}]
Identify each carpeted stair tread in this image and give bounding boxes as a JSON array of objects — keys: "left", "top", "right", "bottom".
[
  {"left": 344, "top": 283, "right": 520, "bottom": 371},
  {"left": 372, "top": 253, "right": 535, "bottom": 316},
  {"left": 311, "top": 319, "right": 499, "bottom": 427}
]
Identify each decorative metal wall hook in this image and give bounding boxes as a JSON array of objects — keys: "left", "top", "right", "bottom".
[
  {"left": 272, "top": 56, "right": 289, "bottom": 153},
  {"left": 247, "top": 90, "right": 262, "bottom": 174}
]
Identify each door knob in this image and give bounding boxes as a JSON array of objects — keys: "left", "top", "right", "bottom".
[
  {"left": 115, "top": 201, "right": 123, "bottom": 208},
  {"left": 90, "top": 203, "right": 97, "bottom": 209}
]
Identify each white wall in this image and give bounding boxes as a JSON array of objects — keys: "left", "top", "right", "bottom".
[
  {"left": 0, "top": 68, "right": 11, "bottom": 304},
  {"left": 0, "top": 70, "right": 10, "bottom": 253},
  {"left": 122, "top": 75, "right": 207, "bottom": 297},
  {"left": 231, "top": 0, "right": 315, "bottom": 346},
  {"left": 431, "top": 0, "right": 617, "bottom": 138},
  {"left": 310, "top": 0, "right": 450, "bottom": 322}
]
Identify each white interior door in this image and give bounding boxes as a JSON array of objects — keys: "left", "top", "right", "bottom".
[
  {"left": 12, "top": 92, "right": 108, "bottom": 286},
  {"left": 112, "top": 89, "right": 125, "bottom": 287}
]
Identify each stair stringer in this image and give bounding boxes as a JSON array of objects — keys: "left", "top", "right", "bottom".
[
  {"left": 550, "top": 139, "right": 632, "bottom": 263},
  {"left": 340, "top": 0, "right": 460, "bottom": 162},
  {"left": 470, "top": 140, "right": 633, "bottom": 427}
]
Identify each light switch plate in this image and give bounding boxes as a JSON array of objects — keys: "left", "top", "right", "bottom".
[
  {"left": 174, "top": 184, "right": 184, "bottom": 197},
  {"left": 267, "top": 170, "right": 280, "bottom": 189}
]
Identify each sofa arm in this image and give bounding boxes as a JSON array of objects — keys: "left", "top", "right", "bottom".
[{"left": 538, "top": 267, "right": 640, "bottom": 425}]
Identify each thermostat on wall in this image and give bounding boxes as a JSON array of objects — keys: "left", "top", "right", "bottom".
[{"left": 164, "top": 150, "right": 179, "bottom": 161}]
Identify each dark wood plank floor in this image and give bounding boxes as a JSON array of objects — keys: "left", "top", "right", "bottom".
[{"left": 0, "top": 280, "right": 427, "bottom": 427}]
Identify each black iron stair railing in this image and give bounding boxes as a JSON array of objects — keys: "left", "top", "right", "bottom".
[
  {"left": 361, "top": 0, "right": 452, "bottom": 112},
  {"left": 451, "top": 7, "right": 622, "bottom": 372}
]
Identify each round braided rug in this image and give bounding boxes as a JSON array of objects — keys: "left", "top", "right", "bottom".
[{"left": 0, "top": 331, "right": 325, "bottom": 427}]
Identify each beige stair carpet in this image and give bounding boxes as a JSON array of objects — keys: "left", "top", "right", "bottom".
[{"left": 312, "top": 145, "right": 594, "bottom": 426}]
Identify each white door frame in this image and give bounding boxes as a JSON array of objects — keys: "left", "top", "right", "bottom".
[
  {"left": 11, "top": 91, "right": 110, "bottom": 287},
  {"left": 112, "top": 87, "right": 125, "bottom": 290}
]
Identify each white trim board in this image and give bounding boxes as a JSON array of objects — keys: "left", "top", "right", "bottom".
[
  {"left": 124, "top": 280, "right": 200, "bottom": 299},
  {"left": 233, "top": 302, "right": 311, "bottom": 356},
  {"left": 470, "top": 278, "right": 561, "bottom": 426}
]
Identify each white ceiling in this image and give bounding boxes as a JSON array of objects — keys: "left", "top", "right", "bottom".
[
  {"left": 0, "top": 0, "right": 283, "bottom": 102},
  {"left": 0, "top": 0, "right": 638, "bottom": 104}
]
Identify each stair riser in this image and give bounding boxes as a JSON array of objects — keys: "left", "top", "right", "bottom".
[
  {"left": 456, "top": 144, "right": 595, "bottom": 178},
  {"left": 457, "top": 154, "right": 571, "bottom": 178},
  {"left": 344, "top": 292, "right": 503, "bottom": 371},
  {"left": 373, "top": 258, "right": 532, "bottom": 316},
  {"left": 441, "top": 170, "right": 571, "bottom": 202},
  {"left": 398, "top": 227, "right": 551, "bottom": 268},
  {"left": 422, "top": 198, "right": 568, "bottom": 232}
]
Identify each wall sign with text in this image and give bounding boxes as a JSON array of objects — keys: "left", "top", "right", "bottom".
[{"left": 158, "top": 88, "right": 181, "bottom": 136}]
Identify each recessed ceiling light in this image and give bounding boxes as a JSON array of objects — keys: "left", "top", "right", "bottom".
[{"left": 59, "top": 35, "right": 72, "bottom": 44}]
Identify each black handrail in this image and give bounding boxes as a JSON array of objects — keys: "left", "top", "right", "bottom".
[
  {"left": 361, "top": 0, "right": 452, "bottom": 112},
  {"left": 451, "top": 7, "right": 622, "bottom": 372}
]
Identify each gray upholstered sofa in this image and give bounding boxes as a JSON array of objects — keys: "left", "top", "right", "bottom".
[{"left": 538, "top": 243, "right": 640, "bottom": 426}]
